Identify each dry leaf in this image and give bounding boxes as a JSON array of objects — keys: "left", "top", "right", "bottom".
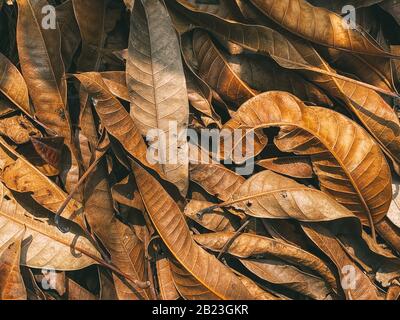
[
  {"left": 132, "top": 160, "right": 252, "bottom": 300},
  {"left": 0, "top": 232, "right": 27, "bottom": 300},
  {"left": 127, "top": 0, "right": 189, "bottom": 195}
]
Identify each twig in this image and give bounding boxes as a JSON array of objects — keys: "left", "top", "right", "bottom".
[
  {"left": 54, "top": 148, "right": 108, "bottom": 232},
  {"left": 78, "top": 245, "right": 150, "bottom": 296},
  {"left": 217, "top": 217, "right": 250, "bottom": 260},
  {"left": 196, "top": 205, "right": 219, "bottom": 220}
]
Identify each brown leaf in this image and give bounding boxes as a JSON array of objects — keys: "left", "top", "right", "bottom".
[
  {"left": 225, "top": 91, "right": 392, "bottom": 228},
  {"left": 229, "top": 170, "right": 357, "bottom": 225},
  {"left": 0, "top": 115, "right": 41, "bottom": 144},
  {"left": 0, "top": 231, "right": 27, "bottom": 300},
  {"left": 318, "top": 47, "right": 396, "bottom": 93},
  {"left": 156, "top": 257, "right": 180, "bottom": 300},
  {"left": 76, "top": 76, "right": 153, "bottom": 300},
  {"left": 132, "top": 160, "right": 252, "bottom": 300},
  {"left": 34, "top": 271, "right": 66, "bottom": 296},
  {"left": 235, "top": 273, "right": 281, "bottom": 300},
  {"left": 30, "top": 136, "right": 64, "bottom": 169},
  {"left": 0, "top": 182, "right": 100, "bottom": 270},
  {"left": 84, "top": 162, "right": 152, "bottom": 300},
  {"left": 16, "top": 0, "right": 71, "bottom": 138},
  {"left": 73, "top": 0, "right": 125, "bottom": 72},
  {"left": 73, "top": 72, "right": 160, "bottom": 175},
  {"left": 375, "top": 218, "right": 400, "bottom": 254},
  {"left": 170, "top": 0, "right": 395, "bottom": 97},
  {"left": 100, "top": 71, "right": 130, "bottom": 102},
  {"left": 240, "top": 258, "right": 333, "bottom": 300},
  {"left": 302, "top": 223, "right": 384, "bottom": 299},
  {"left": 184, "top": 62, "right": 222, "bottom": 128},
  {"left": 0, "top": 137, "right": 84, "bottom": 226},
  {"left": 293, "top": 43, "right": 400, "bottom": 175},
  {"left": 66, "top": 278, "right": 96, "bottom": 300},
  {"left": 168, "top": 257, "right": 220, "bottom": 300},
  {"left": 257, "top": 156, "right": 314, "bottom": 179},
  {"left": 250, "top": 0, "right": 396, "bottom": 57},
  {"left": 184, "top": 0, "right": 244, "bottom": 21},
  {"left": 56, "top": 0, "right": 81, "bottom": 71},
  {"left": 184, "top": 199, "right": 240, "bottom": 232},
  {"left": 226, "top": 52, "right": 334, "bottom": 107},
  {"left": 0, "top": 52, "right": 31, "bottom": 115},
  {"left": 127, "top": 0, "right": 189, "bottom": 195},
  {"left": 193, "top": 231, "right": 337, "bottom": 291},
  {"left": 193, "top": 29, "right": 256, "bottom": 107},
  {"left": 15, "top": 0, "right": 81, "bottom": 195},
  {"left": 386, "top": 280, "right": 400, "bottom": 300},
  {"left": 190, "top": 162, "right": 245, "bottom": 201}
]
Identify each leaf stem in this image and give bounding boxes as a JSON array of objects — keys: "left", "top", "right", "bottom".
[
  {"left": 217, "top": 217, "right": 250, "bottom": 260},
  {"left": 76, "top": 244, "right": 150, "bottom": 297},
  {"left": 54, "top": 148, "right": 108, "bottom": 233}
]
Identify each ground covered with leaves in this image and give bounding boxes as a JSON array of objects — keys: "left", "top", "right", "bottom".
[{"left": 1, "top": 0, "right": 400, "bottom": 300}]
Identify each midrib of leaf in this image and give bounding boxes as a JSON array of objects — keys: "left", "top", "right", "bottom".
[
  {"left": 118, "top": 234, "right": 150, "bottom": 299},
  {"left": 143, "top": 3, "right": 163, "bottom": 135},
  {"left": 354, "top": 54, "right": 395, "bottom": 91},
  {"left": 0, "top": 235, "right": 24, "bottom": 299},
  {"left": 230, "top": 186, "right": 345, "bottom": 215},
  {"left": 199, "top": 232, "right": 308, "bottom": 257},
  {"left": 94, "top": 3, "right": 107, "bottom": 71}
]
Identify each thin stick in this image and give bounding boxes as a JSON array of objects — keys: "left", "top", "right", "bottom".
[
  {"left": 369, "top": 215, "right": 377, "bottom": 242},
  {"left": 197, "top": 199, "right": 246, "bottom": 219},
  {"left": 196, "top": 205, "right": 219, "bottom": 219},
  {"left": 77, "top": 244, "right": 150, "bottom": 296},
  {"left": 217, "top": 218, "right": 250, "bottom": 260},
  {"left": 52, "top": 147, "right": 151, "bottom": 295},
  {"left": 54, "top": 149, "right": 108, "bottom": 232}
]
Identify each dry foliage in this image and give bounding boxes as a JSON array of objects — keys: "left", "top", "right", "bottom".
[{"left": 0, "top": 0, "right": 399, "bottom": 300}]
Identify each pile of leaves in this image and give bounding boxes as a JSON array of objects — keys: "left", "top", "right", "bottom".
[{"left": 1, "top": 0, "right": 400, "bottom": 300}]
